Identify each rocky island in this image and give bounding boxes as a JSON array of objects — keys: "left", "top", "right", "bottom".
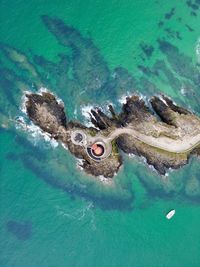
[
  {"left": 24, "top": 90, "right": 200, "bottom": 178},
  {"left": 0, "top": 14, "right": 200, "bottom": 205}
]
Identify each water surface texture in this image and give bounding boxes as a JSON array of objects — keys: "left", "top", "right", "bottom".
[{"left": 0, "top": 1, "right": 200, "bottom": 266}]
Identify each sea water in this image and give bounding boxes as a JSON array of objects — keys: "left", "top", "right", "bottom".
[{"left": 0, "top": 1, "right": 200, "bottom": 266}]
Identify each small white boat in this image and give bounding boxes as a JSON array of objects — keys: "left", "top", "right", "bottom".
[{"left": 166, "top": 209, "right": 175, "bottom": 219}]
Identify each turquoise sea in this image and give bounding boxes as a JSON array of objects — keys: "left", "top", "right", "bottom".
[{"left": 0, "top": 1, "right": 200, "bottom": 266}]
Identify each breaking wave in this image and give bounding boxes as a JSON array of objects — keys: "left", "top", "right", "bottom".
[
  {"left": 17, "top": 89, "right": 59, "bottom": 148},
  {"left": 195, "top": 37, "right": 200, "bottom": 63},
  {"left": 81, "top": 104, "right": 96, "bottom": 128}
]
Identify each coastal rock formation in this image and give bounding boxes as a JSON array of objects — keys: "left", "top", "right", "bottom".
[
  {"left": 25, "top": 91, "right": 122, "bottom": 178},
  {"left": 1, "top": 15, "right": 200, "bottom": 205},
  {"left": 25, "top": 91, "right": 200, "bottom": 177}
]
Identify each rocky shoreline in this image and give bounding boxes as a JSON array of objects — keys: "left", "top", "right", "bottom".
[{"left": 24, "top": 90, "right": 200, "bottom": 178}]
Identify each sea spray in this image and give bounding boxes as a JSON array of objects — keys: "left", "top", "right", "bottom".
[
  {"left": 195, "top": 37, "right": 200, "bottom": 63},
  {"left": 81, "top": 104, "right": 97, "bottom": 128}
]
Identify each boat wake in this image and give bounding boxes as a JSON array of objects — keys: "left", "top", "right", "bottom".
[{"left": 55, "top": 202, "right": 96, "bottom": 229}]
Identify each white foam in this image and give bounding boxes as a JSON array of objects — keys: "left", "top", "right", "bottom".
[
  {"left": 159, "top": 94, "right": 178, "bottom": 106},
  {"left": 19, "top": 88, "right": 67, "bottom": 148},
  {"left": 118, "top": 92, "right": 148, "bottom": 105},
  {"left": 98, "top": 175, "right": 113, "bottom": 185},
  {"left": 38, "top": 87, "right": 64, "bottom": 106},
  {"left": 128, "top": 153, "right": 136, "bottom": 158},
  {"left": 165, "top": 167, "right": 173, "bottom": 176},
  {"left": 61, "top": 143, "right": 68, "bottom": 150},
  {"left": 106, "top": 101, "right": 115, "bottom": 108},
  {"left": 20, "top": 88, "right": 49, "bottom": 115},
  {"left": 1, "top": 123, "right": 8, "bottom": 129},
  {"left": 138, "top": 93, "right": 147, "bottom": 102},
  {"left": 195, "top": 37, "right": 200, "bottom": 63},
  {"left": 28, "top": 123, "right": 59, "bottom": 148},
  {"left": 81, "top": 104, "right": 97, "bottom": 128},
  {"left": 55, "top": 202, "right": 95, "bottom": 224},
  {"left": 16, "top": 117, "right": 59, "bottom": 148},
  {"left": 76, "top": 158, "right": 113, "bottom": 185},
  {"left": 38, "top": 87, "right": 49, "bottom": 94},
  {"left": 180, "top": 85, "right": 186, "bottom": 96},
  {"left": 160, "top": 97, "right": 168, "bottom": 106},
  {"left": 111, "top": 71, "right": 117, "bottom": 79},
  {"left": 20, "top": 90, "right": 31, "bottom": 114},
  {"left": 81, "top": 104, "right": 94, "bottom": 119},
  {"left": 15, "top": 116, "right": 27, "bottom": 130},
  {"left": 118, "top": 93, "right": 131, "bottom": 105},
  {"left": 148, "top": 164, "right": 157, "bottom": 173},
  {"left": 74, "top": 107, "right": 77, "bottom": 119},
  {"left": 76, "top": 159, "right": 84, "bottom": 170}
]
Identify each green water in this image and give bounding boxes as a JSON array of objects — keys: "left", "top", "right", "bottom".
[{"left": 0, "top": 1, "right": 200, "bottom": 266}]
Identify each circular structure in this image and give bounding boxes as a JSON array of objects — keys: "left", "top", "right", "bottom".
[
  {"left": 86, "top": 141, "right": 108, "bottom": 161},
  {"left": 71, "top": 130, "right": 87, "bottom": 146},
  {"left": 91, "top": 143, "right": 105, "bottom": 157}
]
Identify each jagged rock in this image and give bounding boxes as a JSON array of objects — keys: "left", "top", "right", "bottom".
[
  {"left": 25, "top": 91, "right": 122, "bottom": 178},
  {"left": 25, "top": 91, "right": 200, "bottom": 177},
  {"left": 25, "top": 92, "right": 67, "bottom": 136}
]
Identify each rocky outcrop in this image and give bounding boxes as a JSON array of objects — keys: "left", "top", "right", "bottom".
[
  {"left": 25, "top": 91, "right": 200, "bottom": 177},
  {"left": 117, "top": 135, "right": 188, "bottom": 175},
  {"left": 116, "top": 95, "right": 199, "bottom": 174},
  {"left": 26, "top": 92, "right": 67, "bottom": 136},
  {"left": 25, "top": 91, "right": 122, "bottom": 178}
]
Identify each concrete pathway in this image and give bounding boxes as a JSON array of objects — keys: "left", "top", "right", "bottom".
[{"left": 87, "top": 127, "right": 200, "bottom": 157}]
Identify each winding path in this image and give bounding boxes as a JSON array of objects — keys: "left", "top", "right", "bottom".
[
  {"left": 107, "top": 127, "right": 200, "bottom": 153},
  {"left": 87, "top": 127, "right": 200, "bottom": 157}
]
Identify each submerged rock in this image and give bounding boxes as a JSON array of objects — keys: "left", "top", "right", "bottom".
[
  {"left": 42, "top": 16, "right": 109, "bottom": 91},
  {"left": 6, "top": 220, "right": 32, "bottom": 241}
]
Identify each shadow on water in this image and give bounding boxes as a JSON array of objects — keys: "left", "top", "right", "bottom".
[
  {"left": 1, "top": 14, "right": 200, "bottom": 210},
  {"left": 135, "top": 157, "right": 200, "bottom": 204},
  {"left": 1, "top": 128, "right": 134, "bottom": 211},
  {"left": 6, "top": 220, "right": 32, "bottom": 241}
]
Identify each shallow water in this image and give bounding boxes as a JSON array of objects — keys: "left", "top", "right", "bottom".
[{"left": 0, "top": 1, "right": 200, "bottom": 266}]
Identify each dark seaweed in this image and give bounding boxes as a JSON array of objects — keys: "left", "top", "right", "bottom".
[
  {"left": 164, "top": 7, "right": 176, "bottom": 20},
  {"left": 6, "top": 220, "right": 32, "bottom": 241}
]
